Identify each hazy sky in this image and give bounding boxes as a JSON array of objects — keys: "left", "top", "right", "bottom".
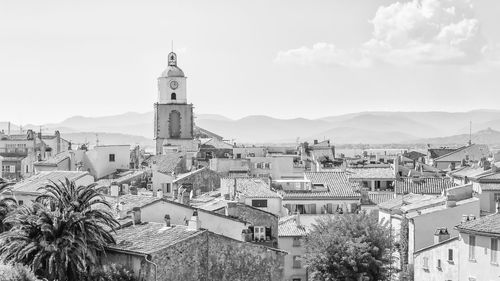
[{"left": 1, "top": 0, "right": 500, "bottom": 125}]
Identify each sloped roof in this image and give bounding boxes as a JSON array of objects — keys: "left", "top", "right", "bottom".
[
  {"left": 221, "top": 177, "right": 280, "bottom": 199},
  {"left": 199, "top": 138, "right": 233, "bottom": 149},
  {"left": 311, "top": 149, "right": 333, "bottom": 161},
  {"left": 449, "top": 165, "right": 490, "bottom": 179},
  {"left": 348, "top": 167, "right": 395, "bottom": 180},
  {"left": 283, "top": 172, "right": 360, "bottom": 200},
  {"left": 477, "top": 171, "right": 500, "bottom": 183},
  {"left": 364, "top": 192, "right": 398, "bottom": 205},
  {"left": 378, "top": 193, "right": 439, "bottom": 211},
  {"left": 34, "top": 151, "right": 70, "bottom": 166},
  {"left": 434, "top": 144, "right": 490, "bottom": 162},
  {"left": 395, "top": 177, "right": 456, "bottom": 194},
  {"left": 8, "top": 171, "right": 91, "bottom": 194},
  {"left": 456, "top": 213, "right": 500, "bottom": 237},
  {"left": 278, "top": 215, "right": 308, "bottom": 237},
  {"left": 403, "top": 151, "right": 426, "bottom": 161},
  {"left": 103, "top": 194, "right": 162, "bottom": 218},
  {"left": 479, "top": 183, "right": 500, "bottom": 191},
  {"left": 108, "top": 222, "right": 204, "bottom": 255},
  {"left": 428, "top": 148, "right": 456, "bottom": 159},
  {"left": 148, "top": 153, "right": 184, "bottom": 174}
]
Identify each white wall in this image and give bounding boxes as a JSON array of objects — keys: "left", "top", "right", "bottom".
[
  {"left": 413, "top": 239, "right": 459, "bottom": 281},
  {"left": 279, "top": 236, "right": 306, "bottom": 281},
  {"left": 244, "top": 197, "right": 283, "bottom": 216},
  {"left": 409, "top": 198, "right": 480, "bottom": 264},
  {"left": 459, "top": 232, "right": 500, "bottom": 281},
  {"left": 83, "top": 145, "right": 130, "bottom": 179}
]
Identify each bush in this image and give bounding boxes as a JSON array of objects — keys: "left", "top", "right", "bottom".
[
  {"left": 0, "top": 263, "right": 41, "bottom": 281},
  {"left": 85, "top": 264, "right": 138, "bottom": 281}
]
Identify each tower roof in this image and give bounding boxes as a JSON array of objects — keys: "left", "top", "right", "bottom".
[{"left": 161, "top": 52, "right": 185, "bottom": 77}]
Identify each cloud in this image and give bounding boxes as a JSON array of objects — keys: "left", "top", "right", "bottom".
[{"left": 275, "top": 0, "right": 498, "bottom": 67}]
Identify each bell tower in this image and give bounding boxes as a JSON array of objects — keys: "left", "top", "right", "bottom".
[{"left": 154, "top": 52, "right": 195, "bottom": 154}]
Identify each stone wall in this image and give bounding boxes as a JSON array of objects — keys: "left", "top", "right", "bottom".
[
  {"left": 174, "top": 168, "right": 221, "bottom": 196},
  {"left": 143, "top": 231, "right": 284, "bottom": 281},
  {"left": 227, "top": 202, "right": 279, "bottom": 241}
]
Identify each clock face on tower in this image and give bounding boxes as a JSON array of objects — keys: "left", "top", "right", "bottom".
[{"left": 169, "top": 80, "right": 179, "bottom": 90}]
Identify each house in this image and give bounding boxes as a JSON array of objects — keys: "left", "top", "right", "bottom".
[
  {"left": 279, "top": 214, "right": 308, "bottom": 281},
  {"left": 209, "top": 158, "right": 251, "bottom": 177},
  {"left": 413, "top": 230, "right": 459, "bottom": 281},
  {"left": 148, "top": 152, "right": 188, "bottom": 196},
  {"left": 0, "top": 130, "right": 66, "bottom": 180},
  {"left": 432, "top": 144, "right": 490, "bottom": 170},
  {"left": 33, "top": 144, "right": 131, "bottom": 180},
  {"left": 104, "top": 220, "right": 286, "bottom": 281},
  {"left": 233, "top": 146, "right": 267, "bottom": 159},
  {"left": 72, "top": 145, "right": 130, "bottom": 179},
  {"left": 197, "top": 138, "right": 233, "bottom": 161},
  {"left": 455, "top": 213, "right": 500, "bottom": 281},
  {"left": 1, "top": 171, "right": 94, "bottom": 205},
  {"left": 427, "top": 147, "right": 457, "bottom": 167},
  {"left": 173, "top": 167, "right": 221, "bottom": 203},
  {"left": 221, "top": 177, "right": 283, "bottom": 216},
  {"left": 403, "top": 184, "right": 479, "bottom": 265},
  {"left": 248, "top": 155, "right": 301, "bottom": 179},
  {"left": 282, "top": 172, "right": 361, "bottom": 215},
  {"left": 348, "top": 167, "right": 395, "bottom": 191},
  {"left": 278, "top": 213, "right": 335, "bottom": 281},
  {"left": 473, "top": 168, "right": 500, "bottom": 214}
]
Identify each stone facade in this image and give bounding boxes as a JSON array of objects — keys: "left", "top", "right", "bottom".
[
  {"left": 227, "top": 202, "right": 279, "bottom": 247},
  {"left": 174, "top": 168, "right": 221, "bottom": 199},
  {"left": 107, "top": 231, "right": 285, "bottom": 281}
]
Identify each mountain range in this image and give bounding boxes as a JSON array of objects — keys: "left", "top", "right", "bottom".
[{"left": 2, "top": 109, "right": 500, "bottom": 147}]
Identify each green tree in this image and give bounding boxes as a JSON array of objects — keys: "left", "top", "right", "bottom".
[
  {"left": 0, "top": 179, "right": 119, "bottom": 281},
  {"left": 303, "top": 211, "right": 395, "bottom": 281},
  {"left": 0, "top": 263, "right": 41, "bottom": 281}
]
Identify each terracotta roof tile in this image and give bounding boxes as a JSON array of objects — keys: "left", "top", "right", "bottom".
[
  {"left": 278, "top": 215, "right": 307, "bottom": 237},
  {"left": 348, "top": 167, "right": 395, "bottom": 180},
  {"left": 282, "top": 172, "right": 360, "bottom": 200},
  {"left": 395, "top": 177, "right": 456, "bottom": 194},
  {"left": 456, "top": 213, "right": 500, "bottom": 236},
  {"left": 221, "top": 177, "right": 280, "bottom": 198},
  {"left": 108, "top": 222, "right": 204, "bottom": 254}
]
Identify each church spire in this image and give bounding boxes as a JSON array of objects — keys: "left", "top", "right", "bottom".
[{"left": 168, "top": 52, "right": 177, "bottom": 66}]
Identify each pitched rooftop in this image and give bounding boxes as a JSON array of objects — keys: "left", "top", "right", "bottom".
[
  {"left": 7, "top": 171, "right": 90, "bottom": 194},
  {"left": 221, "top": 177, "right": 280, "bottom": 199},
  {"left": 282, "top": 172, "right": 360, "bottom": 200},
  {"left": 108, "top": 222, "right": 204, "bottom": 255},
  {"left": 147, "top": 153, "right": 184, "bottom": 174},
  {"left": 456, "top": 213, "right": 500, "bottom": 237},
  {"left": 348, "top": 167, "right": 395, "bottom": 181},
  {"left": 394, "top": 177, "right": 456, "bottom": 194}
]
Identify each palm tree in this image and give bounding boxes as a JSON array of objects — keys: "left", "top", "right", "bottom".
[
  {"left": 0, "top": 197, "right": 17, "bottom": 232},
  {"left": 0, "top": 179, "right": 119, "bottom": 281}
]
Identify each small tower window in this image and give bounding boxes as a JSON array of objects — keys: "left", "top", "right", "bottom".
[{"left": 171, "top": 93, "right": 176, "bottom": 100}]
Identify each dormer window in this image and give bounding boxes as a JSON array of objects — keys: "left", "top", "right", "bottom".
[{"left": 171, "top": 93, "right": 176, "bottom": 100}]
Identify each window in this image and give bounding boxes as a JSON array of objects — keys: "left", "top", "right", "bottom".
[
  {"left": 161, "top": 183, "right": 171, "bottom": 193},
  {"left": 171, "top": 92, "right": 176, "bottom": 100},
  {"left": 1, "top": 166, "right": 9, "bottom": 173},
  {"left": 469, "top": 235, "right": 476, "bottom": 261},
  {"left": 292, "top": 279, "right": 301, "bottom": 281},
  {"left": 292, "top": 256, "right": 301, "bottom": 268},
  {"left": 495, "top": 193, "right": 500, "bottom": 204},
  {"left": 254, "top": 226, "right": 266, "bottom": 241},
  {"left": 9, "top": 165, "right": 15, "bottom": 173},
  {"left": 236, "top": 153, "right": 241, "bottom": 159},
  {"left": 437, "top": 259, "right": 442, "bottom": 270},
  {"left": 256, "top": 163, "right": 263, "bottom": 169},
  {"left": 109, "top": 154, "right": 115, "bottom": 162},
  {"left": 18, "top": 200, "right": 23, "bottom": 206},
  {"left": 293, "top": 237, "right": 301, "bottom": 247},
  {"left": 252, "top": 199, "right": 268, "bottom": 208},
  {"left": 264, "top": 162, "right": 271, "bottom": 169},
  {"left": 492, "top": 238, "right": 498, "bottom": 264},
  {"left": 423, "top": 257, "right": 429, "bottom": 269},
  {"left": 448, "top": 249, "right": 453, "bottom": 262}
]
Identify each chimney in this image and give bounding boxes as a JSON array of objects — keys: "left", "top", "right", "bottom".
[
  {"left": 164, "top": 214, "right": 171, "bottom": 227},
  {"left": 434, "top": 228, "right": 450, "bottom": 244},
  {"left": 461, "top": 214, "right": 469, "bottom": 223},
  {"left": 132, "top": 207, "right": 141, "bottom": 225},
  {"left": 187, "top": 210, "right": 201, "bottom": 231}
]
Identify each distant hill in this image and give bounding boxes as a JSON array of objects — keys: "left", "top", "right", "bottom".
[
  {"left": 61, "top": 132, "right": 154, "bottom": 149},
  {"left": 412, "top": 128, "right": 500, "bottom": 146},
  {"left": 3, "top": 109, "right": 500, "bottom": 145}
]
